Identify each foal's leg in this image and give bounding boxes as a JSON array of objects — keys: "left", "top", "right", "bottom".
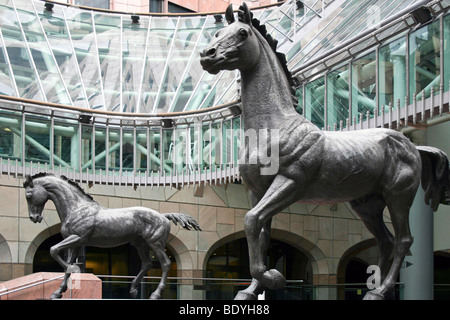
[
  {"left": 244, "top": 175, "right": 299, "bottom": 289},
  {"left": 50, "top": 246, "right": 81, "bottom": 299},
  {"left": 49, "top": 235, "right": 84, "bottom": 299},
  {"left": 149, "top": 241, "right": 171, "bottom": 299},
  {"left": 130, "top": 242, "right": 152, "bottom": 299}
]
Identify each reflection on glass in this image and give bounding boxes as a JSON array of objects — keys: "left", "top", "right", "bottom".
[
  {"left": 94, "top": 13, "right": 122, "bottom": 112},
  {"left": 327, "top": 65, "right": 349, "bottom": 129},
  {"left": 351, "top": 51, "right": 376, "bottom": 122},
  {"left": 65, "top": 8, "right": 104, "bottom": 110},
  {"left": 53, "top": 119, "right": 77, "bottom": 169},
  {"left": 305, "top": 77, "right": 325, "bottom": 128},
  {"left": 0, "top": 115, "right": 21, "bottom": 161},
  {"left": 122, "top": 16, "right": 149, "bottom": 113},
  {"left": 379, "top": 37, "right": 406, "bottom": 111},
  {"left": 445, "top": 15, "right": 450, "bottom": 93},
  {"left": 25, "top": 117, "right": 50, "bottom": 164},
  {"left": 409, "top": 20, "right": 440, "bottom": 101}
]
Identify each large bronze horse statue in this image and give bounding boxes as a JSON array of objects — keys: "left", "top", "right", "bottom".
[
  {"left": 200, "top": 3, "right": 450, "bottom": 300},
  {"left": 24, "top": 173, "right": 201, "bottom": 299}
]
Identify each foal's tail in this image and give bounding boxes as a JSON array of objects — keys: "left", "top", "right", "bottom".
[
  {"left": 164, "top": 213, "right": 202, "bottom": 231},
  {"left": 417, "top": 146, "right": 450, "bottom": 211}
]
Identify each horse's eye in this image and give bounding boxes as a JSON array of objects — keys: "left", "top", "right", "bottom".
[
  {"left": 239, "top": 28, "right": 248, "bottom": 39},
  {"left": 215, "top": 31, "right": 220, "bottom": 38}
]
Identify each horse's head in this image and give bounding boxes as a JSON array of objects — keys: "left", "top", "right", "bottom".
[
  {"left": 200, "top": 3, "right": 260, "bottom": 74},
  {"left": 23, "top": 175, "right": 48, "bottom": 223}
]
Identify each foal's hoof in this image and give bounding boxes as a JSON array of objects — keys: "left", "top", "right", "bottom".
[
  {"left": 261, "top": 269, "right": 286, "bottom": 290},
  {"left": 234, "top": 290, "right": 257, "bottom": 300},
  {"left": 50, "top": 292, "right": 63, "bottom": 299},
  {"left": 363, "top": 290, "right": 385, "bottom": 300},
  {"left": 129, "top": 288, "right": 138, "bottom": 299},
  {"left": 150, "top": 293, "right": 161, "bottom": 300}
]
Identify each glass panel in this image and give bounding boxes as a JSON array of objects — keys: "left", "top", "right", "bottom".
[
  {"left": 305, "top": 77, "right": 325, "bottom": 129},
  {"left": 222, "top": 119, "right": 231, "bottom": 168},
  {"left": 25, "top": 117, "right": 50, "bottom": 164},
  {"left": 232, "top": 117, "right": 241, "bottom": 166},
  {"left": 140, "top": 17, "right": 178, "bottom": 113},
  {"left": 351, "top": 51, "right": 376, "bottom": 122},
  {"left": 148, "top": 128, "right": 160, "bottom": 174},
  {"left": 136, "top": 128, "right": 148, "bottom": 173},
  {"left": 409, "top": 20, "right": 440, "bottom": 101},
  {"left": 211, "top": 122, "right": 221, "bottom": 168},
  {"left": 183, "top": 16, "right": 224, "bottom": 112},
  {"left": 122, "top": 16, "right": 149, "bottom": 113},
  {"left": 121, "top": 127, "right": 134, "bottom": 171},
  {"left": 0, "top": 114, "right": 21, "bottom": 161},
  {"left": 379, "top": 37, "right": 406, "bottom": 111},
  {"left": 162, "top": 128, "right": 173, "bottom": 174},
  {"left": 172, "top": 125, "right": 187, "bottom": 173},
  {"left": 327, "top": 65, "right": 349, "bottom": 129},
  {"left": 155, "top": 16, "right": 205, "bottom": 113},
  {"left": 0, "top": 2, "right": 44, "bottom": 101},
  {"left": 65, "top": 7, "right": 104, "bottom": 110},
  {"left": 14, "top": 0, "right": 71, "bottom": 105},
  {"left": 80, "top": 123, "right": 93, "bottom": 171},
  {"left": 94, "top": 126, "right": 106, "bottom": 171},
  {"left": 94, "top": 13, "right": 122, "bottom": 112},
  {"left": 39, "top": 4, "right": 89, "bottom": 108},
  {"left": 0, "top": 32, "right": 16, "bottom": 96},
  {"left": 53, "top": 119, "right": 78, "bottom": 169},
  {"left": 108, "top": 126, "right": 120, "bottom": 171},
  {"left": 443, "top": 14, "right": 450, "bottom": 93}
]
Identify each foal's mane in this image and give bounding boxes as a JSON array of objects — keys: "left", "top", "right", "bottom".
[{"left": 26, "top": 172, "right": 95, "bottom": 202}]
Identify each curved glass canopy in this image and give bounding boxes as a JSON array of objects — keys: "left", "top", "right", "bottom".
[{"left": 0, "top": 0, "right": 305, "bottom": 114}]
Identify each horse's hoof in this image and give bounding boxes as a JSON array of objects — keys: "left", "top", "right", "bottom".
[
  {"left": 261, "top": 269, "right": 286, "bottom": 290},
  {"left": 234, "top": 291, "right": 257, "bottom": 300},
  {"left": 50, "top": 292, "right": 63, "bottom": 299},
  {"left": 129, "top": 288, "right": 138, "bottom": 299},
  {"left": 363, "top": 290, "right": 385, "bottom": 300},
  {"left": 150, "top": 293, "right": 161, "bottom": 300}
]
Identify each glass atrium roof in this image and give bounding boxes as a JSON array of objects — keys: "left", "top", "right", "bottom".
[{"left": 0, "top": 0, "right": 444, "bottom": 115}]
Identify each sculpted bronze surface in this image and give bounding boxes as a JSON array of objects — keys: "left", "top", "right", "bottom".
[
  {"left": 24, "top": 173, "right": 201, "bottom": 299},
  {"left": 200, "top": 3, "right": 450, "bottom": 300}
]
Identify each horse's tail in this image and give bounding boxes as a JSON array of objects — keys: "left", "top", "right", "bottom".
[
  {"left": 417, "top": 146, "right": 450, "bottom": 211},
  {"left": 164, "top": 213, "right": 202, "bottom": 231}
]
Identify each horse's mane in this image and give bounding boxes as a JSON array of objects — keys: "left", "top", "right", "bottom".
[
  {"left": 237, "top": 6, "right": 299, "bottom": 102},
  {"left": 27, "top": 172, "right": 95, "bottom": 202}
]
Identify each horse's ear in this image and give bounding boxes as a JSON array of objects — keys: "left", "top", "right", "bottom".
[
  {"left": 225, "top": 4, "right": 235, "bottom": 24},
  {"left": 238, "top": 2, "right": 252, "bottom": 24},
  {"left": 23, "top": 175, "right": 33, "bottom": 188}
]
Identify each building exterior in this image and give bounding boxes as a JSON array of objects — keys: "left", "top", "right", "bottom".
[{"left": 0, "top": 0, "right": 449, "bottom": 300}]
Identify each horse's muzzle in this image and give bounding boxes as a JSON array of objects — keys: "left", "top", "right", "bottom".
[{"left": 30, "top": 214, "right": 43, "bottom": 223}]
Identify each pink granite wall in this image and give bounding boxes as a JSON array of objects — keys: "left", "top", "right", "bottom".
[{"left": 0, "top": 272, "right": 102, "bottom": 300}]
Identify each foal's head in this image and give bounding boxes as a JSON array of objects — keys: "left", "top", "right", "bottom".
[
  {"left": 23, "top": 174, "right": 49, "bottom": 223},
  {"left": 200, "top": 3, "right": 260, "bottom": 74}
]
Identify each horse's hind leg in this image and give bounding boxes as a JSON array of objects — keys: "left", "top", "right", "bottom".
[
  {"left": 148, "top": 241, "right": 171, "bottom": 299},
  {"left": 130, "top": 242, "right": 152, "bottom": 299},
  {"left": 350, "top": 195, "right": 394, "bottom": 297},
  {"left": 365, "top": 195, "right": 414, "bottom": 300}
]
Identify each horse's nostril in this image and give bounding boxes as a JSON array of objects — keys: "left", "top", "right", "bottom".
[{"left": 205, "top": 48, "right": 216, "bottom": 57}]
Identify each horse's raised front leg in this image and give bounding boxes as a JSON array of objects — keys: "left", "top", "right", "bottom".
[
  {"left": 49, "top": 235, "right": 84, "bottom": 299},
  {"left": 244, "top": 175, "right": 299, "bottom": 290}
]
